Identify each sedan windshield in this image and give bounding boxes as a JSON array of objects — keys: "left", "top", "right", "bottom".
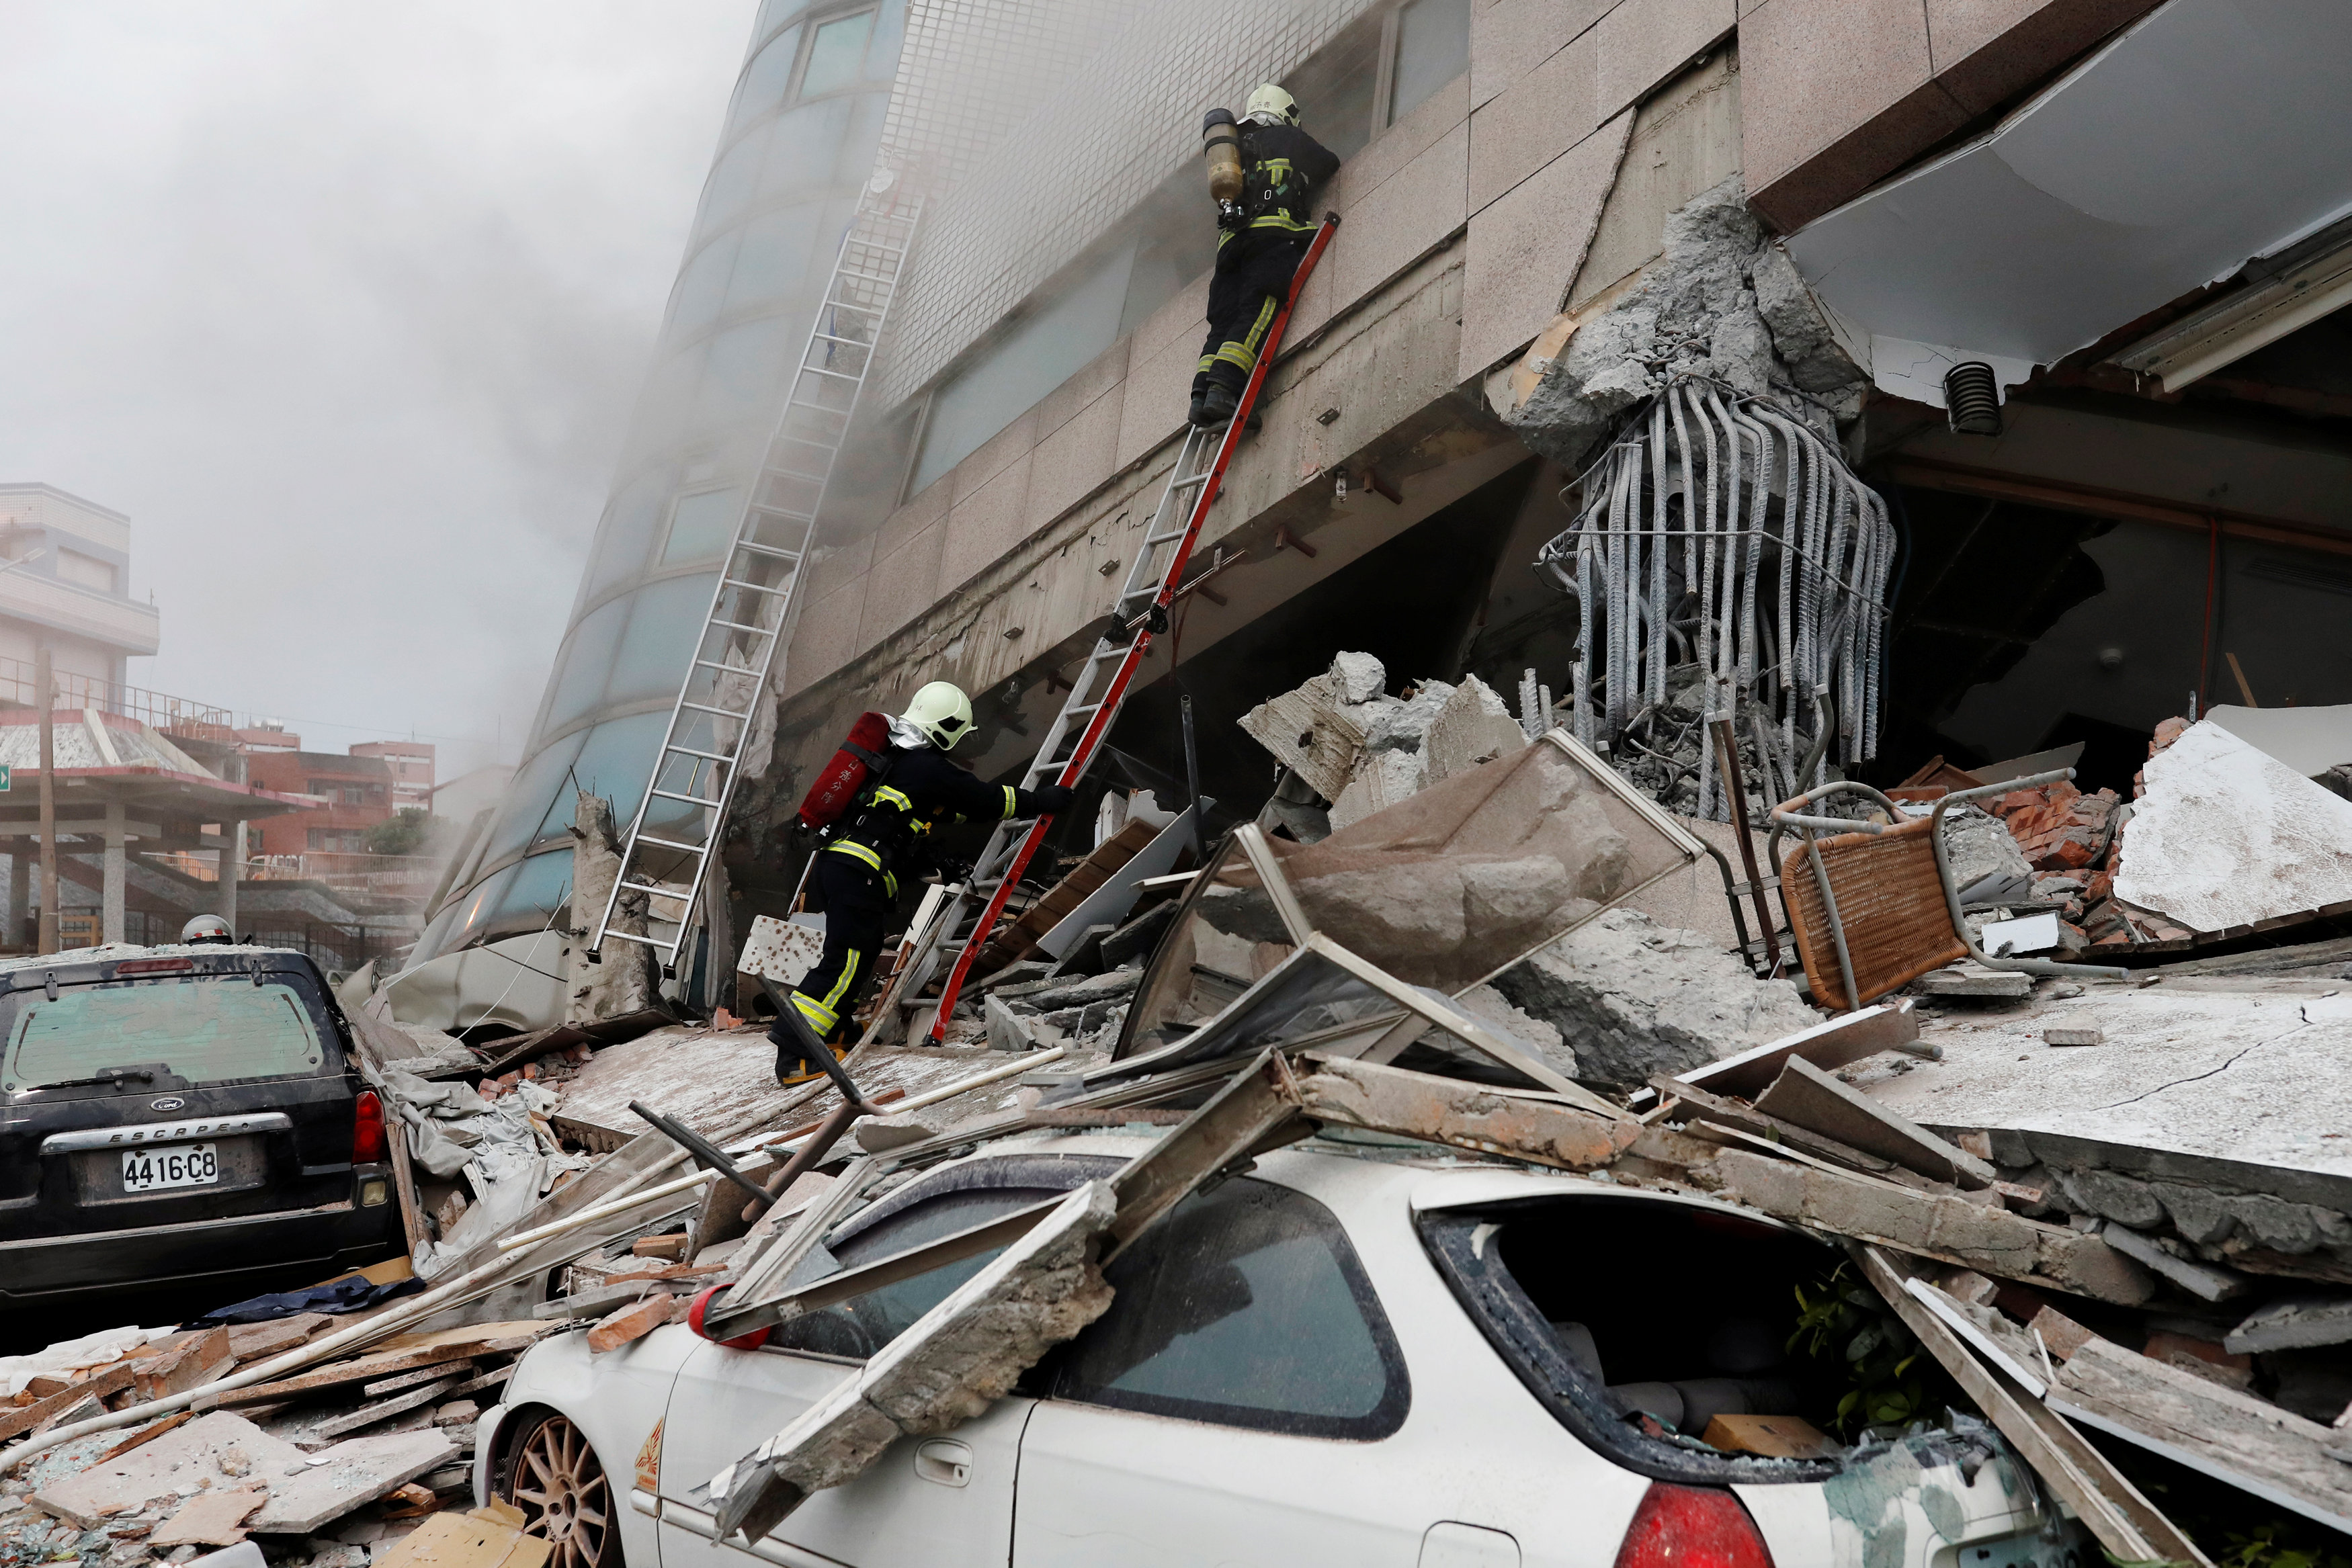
[{"left": 0, "top": 975, "right": 329, "bottom": 1092}]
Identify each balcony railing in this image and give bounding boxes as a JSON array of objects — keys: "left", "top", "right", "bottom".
[{"left": 0, "top": 657, "right": 234, "bottom": 736}]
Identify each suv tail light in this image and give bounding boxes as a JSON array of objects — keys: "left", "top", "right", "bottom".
[
  {"left": 1613, "top": 1483, "right": 1775, "bottom": 1568},
  {"left": 351, "top": 1090, "right": 388, "bottom": 1165}
]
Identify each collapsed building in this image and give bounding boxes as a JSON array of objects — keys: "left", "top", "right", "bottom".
[{"left": 225, "top": 0, "right": 2352, "bottom": 1558}]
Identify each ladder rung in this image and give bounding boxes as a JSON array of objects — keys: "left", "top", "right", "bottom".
[
  {"left": 663, "top": 743, "right": 737, "bottom": 763},
  {"left": 709, "top": 617, "right": 778, "bottom": 636},
  {"left": 798, "top": 365, "right": 862, "bottom": 384},
  {"left": 720, "top": 577, "right": 792, "bottom": 596},
  {"left": 1172, "top": 472, "right": 1211, "bottom": 490},
  {"left": 749, "top": 505, "right": 816, "bottom": 524},
  {"left": 730, "top": 540, "right": 802, "bottom": 561},
  {"left": 634, "top": 833, "right": 708, "bottom": 855},
  {"left": 681, "top": 700, "right": 755, "bottom": 720},
  {"left": 650, "top": 787, "right": 724, "bottom": 808},
  {"left": 692, "top": 657, "right": 753, "bottom": 673},
  {"left": 597, "top": 929, "right": 665, "bottom": 950},
  {"left": 812, "top": 331, "right": 871, "bottom": 347},
  {"left": 763, "top": 467, "right": 828, "bottom": 484},
  {"left": 620, "top": 879, "right": 684, "bottom": 898}
]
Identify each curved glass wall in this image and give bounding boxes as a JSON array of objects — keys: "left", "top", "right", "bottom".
[{"left": 417, "top": 0, "right": 905, "bottom": 959}]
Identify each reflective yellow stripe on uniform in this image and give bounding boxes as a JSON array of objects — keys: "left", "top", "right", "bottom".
[
  {"left": 1001, "top": 785, "right": 1019, "bottom": 818},
  {"left": 1214, "top": 295, "right": 1282, "bottom": 372},
  {"left": 790, "top": 990, "right": 837, "bottom": 1032},
  {"left": 871, "top": 786, "right": 914, "bottom": 813},
  {"left": 827, "top": 839, "right": 882, "bottom": 871}
]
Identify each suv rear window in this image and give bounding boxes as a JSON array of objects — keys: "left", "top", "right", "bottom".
[{"left": 0, "top": 975, "right": 330, "bottom": 1092}]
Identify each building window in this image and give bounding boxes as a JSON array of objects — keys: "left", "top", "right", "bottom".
[
  {"left": 661, "top": 487, "right": 741, "bottom": 566},
  {"left": 308, "top": 829, "right": 366, "bottom": 853},
  {"left": 1388, "top": 0, "right": 1470, "bottom": 126},
  {"left": 798, "top": 9, "right": 878, "bottom": 101}
]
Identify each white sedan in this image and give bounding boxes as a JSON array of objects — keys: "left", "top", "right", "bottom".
[{"left": 472, "top": 1131, "right": 2088, "bottom": 1568}]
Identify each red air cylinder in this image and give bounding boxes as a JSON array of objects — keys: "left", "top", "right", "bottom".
[{"left": 797, "top": 711, "right": 892, "bottom": 831}]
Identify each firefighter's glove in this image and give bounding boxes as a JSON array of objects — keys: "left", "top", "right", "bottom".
[
  {"left": 1217, "top": 200, "right": 1244, "bottom": 232},
  {"left": 1031, "top": 783, "right": 1076, "bottom": 816}
]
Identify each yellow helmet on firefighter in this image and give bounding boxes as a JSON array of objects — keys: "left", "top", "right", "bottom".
[
  {"left": 903, "top": 681, "right": 975, "bottom": 750},
  {"left": 1244, "top": 83, "right": 1299, "bottom": 128}
]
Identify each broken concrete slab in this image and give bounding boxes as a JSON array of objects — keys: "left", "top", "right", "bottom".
[
  {"left": 2224, "top": 1295, "right": 2352, "bottom": 1354},
  {"left": 34, "top": 1412, "right": 295, "bottom": 1528},
  {"left": 1492, "top": 909, "right": 1820, "bottom": 1088},
  {"left": 851, "top": 1113, "right": 951, "bottom": 1154},
  {"left": 2115, "top": 720, "right": 2352, "bottom": 935},
  {"left": 984, "top": 994, "right": 1040, "bottom": 1053},
  {"left": 1329, "top": 748, "right": 1424, "bottom": 834},
  {"left": 1755, "top": 1057, "right": 1997, "bottom": 1189},
  {"left": 149, "top": 1485, "right": 271, "bottom": 1549},
  {"left": 1297, "top": 1054, "right": 1639, "bottom": 1170},
  {"left": 1914, "top": 963, "right": 2033, "bottom": 998},
  {"left": 1668, "top": 1000, "right": 1922, "bottom": 1102},
  {"left": 709, "top": 1181, "right": 1118, "bottom": 1537},
  {"left": 251, "top": 1428, "right": 459, "bottom": 1535},
  {"left": 1238, "top": 654, "right": 1390, "bottom": 801},
  {"left": 1419, "top": 674, "right": 1527, "bottom": 785},
  {"left": 1708, "top": 1148, "right": 2153, "bottom": 1305}
]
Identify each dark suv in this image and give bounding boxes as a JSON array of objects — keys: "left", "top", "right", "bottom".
[{"left": 0, "top": 944, "right": 401, "bottom": 1307}]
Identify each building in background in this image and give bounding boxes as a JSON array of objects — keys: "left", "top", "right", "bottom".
[
  {"left": 244, "top": 746, "right": 395, "bottom": 857},
  {"left": 419, "top": 0, "right": 2352, "bottom": 1011},
  {"left": 0, "top": 484, "right": 161, "bottom": 697},
  {"left": 352, "top": 739, "right": 436, "bottom": 814}
]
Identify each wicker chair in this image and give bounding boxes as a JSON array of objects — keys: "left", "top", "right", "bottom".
[{"left": 1767, "top": 771, "right": 2125, "bottom": 1012}]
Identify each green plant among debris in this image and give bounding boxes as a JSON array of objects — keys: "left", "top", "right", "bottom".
[{"left": 1790, "top": 1261, "right": 1935, "bottom": 1434}]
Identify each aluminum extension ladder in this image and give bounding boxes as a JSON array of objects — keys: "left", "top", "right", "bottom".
[
  {"left": 877, "top": 212, "right": 1341, "bottom": 1043},
  {"left": 589, "top": 187, "right": 924, "bottom": 972}
]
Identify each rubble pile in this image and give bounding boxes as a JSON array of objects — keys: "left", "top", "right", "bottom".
[
  {"left": 17, "top": 660, "right": 2352, "bottom": 1567},
  {"left": 1, "top": 1315, "right": 555, "bottom": 1568}
]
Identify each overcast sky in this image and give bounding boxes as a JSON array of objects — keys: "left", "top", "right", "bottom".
[{"left": 0, "top": 1, "right": 755, "bottom": 783}]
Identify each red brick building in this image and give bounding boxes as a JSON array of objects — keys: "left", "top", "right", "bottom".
[{"left": 244, "top": 749, "right": 396, "bottom": 856}]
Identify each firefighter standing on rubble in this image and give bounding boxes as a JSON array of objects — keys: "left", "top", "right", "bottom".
[
  {"left": 1191, "top": 84, "right": 1340, "bottom": 429},
  {"left": 775, "top": 681, "right": 1073, "bottom": 1082}
]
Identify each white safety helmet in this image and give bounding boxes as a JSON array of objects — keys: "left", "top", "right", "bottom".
[
  {"left": 181, "top": 914, "right": 233, "bottom": 945},
  {"left": 902, "top": 681, "right": 976, "bottom": 750},
  {"left": 1244, "top": 83, "right": 1299, "bottom": 128}
]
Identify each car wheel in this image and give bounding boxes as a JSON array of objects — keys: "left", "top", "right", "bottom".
[{"left": 502, "top": 1409, "right": 622, "bottom": 1568}]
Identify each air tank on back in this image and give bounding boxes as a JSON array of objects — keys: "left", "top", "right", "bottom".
[{"left": 1201, "top": 107, "right": 1243, "bottom": 205}]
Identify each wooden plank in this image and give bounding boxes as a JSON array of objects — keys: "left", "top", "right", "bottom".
[
  {"left": 1756, "top": 1057, "right": 1997, "bottom": 1188},
  {"left": 2052, "top": 1337, "right": 2352, "bottom": 1535},
  {"left": 226, "top": 1314, "right": 334, "bottom": 1364},
  {"left": 132, "top": 1327, "right": 234, "bottom": 1401},
  {"left": 1852, "top": 1245, "right": 2210, "bottom": 1567},
  {"left": 301, "top": 1376, "right": 462, "bottom": 1444},
  {"left": 214, "top": 1334, "right": 537, "bottom": 1408},
  {"left": 388, "top": 1121, "right": 429, "bottom": 1254},
  {"left": 587, "top": 1293, "right": 681, "bottom": 1354},
  {"left": 0, "top": 1363, "right": 132, "bottom": 1442},
  {"left": 365, "top": 1362, "right": 474, "bottom": 1399},
  {"left": 1650, "top": 1074, "right": 1906, "bottom": 1178}
]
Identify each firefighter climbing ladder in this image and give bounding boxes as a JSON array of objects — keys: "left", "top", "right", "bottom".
[
  {"left": 589, "top": 187, "right": 923, "bottom": 971},
  {"left": 876, "top": 212, "right": 1341, "bottom": 1043}
]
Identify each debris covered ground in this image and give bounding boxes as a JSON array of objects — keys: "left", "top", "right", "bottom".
[{"left": 13, "top": 675, "right": 2352, "bottom": 1568}]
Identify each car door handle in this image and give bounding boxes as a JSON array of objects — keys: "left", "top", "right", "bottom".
[{"left": 913, "top": 1439, "right": 973, "bottom": 1487}]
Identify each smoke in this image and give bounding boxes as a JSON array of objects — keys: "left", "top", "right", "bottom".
[{"left": 0, "top": 1, "right": 753, "bottom": 777}]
